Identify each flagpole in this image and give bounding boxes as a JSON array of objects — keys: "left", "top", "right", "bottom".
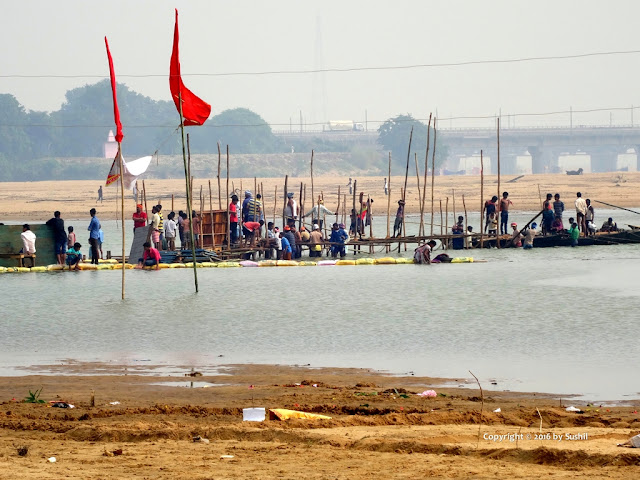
[
  {"left": 118, "top": 143, "right": 125, "bottom": 299},
  {"left": 179, "top": 92, "right": 199, "bottom": 293}
]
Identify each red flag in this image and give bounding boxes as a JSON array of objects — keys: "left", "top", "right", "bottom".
[
  {"left": 104, "top": 37, "right": 124, "bottom": 143},
  {"left": 170, "top": 9, "right": 211, "bottom": 126}
]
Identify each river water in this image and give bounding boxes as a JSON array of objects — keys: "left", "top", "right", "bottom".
[{"left": 1, "top": 208, "right": 639, "bottom": 402}]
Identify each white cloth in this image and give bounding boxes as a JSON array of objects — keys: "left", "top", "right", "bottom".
[
  {"left": 21, "top": 230, "right": 36, "bottom": 254},
  {"left": 575, "top": 198, "right": 587, "bottom": 215},
  {"left": 165, "top": 219, "right": 177, "bottom": 238}
]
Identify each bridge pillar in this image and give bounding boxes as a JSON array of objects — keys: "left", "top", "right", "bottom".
[
  {"left": 528, "top": 146, "right": 553, "bottom": 174},
  {"left": 499, "top": 153, "right": 518, "bottom": 175},
  {"left": 589, "top": 148, "right": 618, "bottom": 173}
]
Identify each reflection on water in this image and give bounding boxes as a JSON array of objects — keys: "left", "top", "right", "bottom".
[{"left": 1, "top": 212, "right": 640, "bottom": 401}]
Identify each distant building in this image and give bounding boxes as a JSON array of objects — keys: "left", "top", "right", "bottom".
[{"left": 103, "top": 130, "right": 118, "bottom": 158}]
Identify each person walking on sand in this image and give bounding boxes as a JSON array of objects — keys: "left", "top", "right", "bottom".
[
  {"left": 87, "top": 208, "right": 100, "bottom": 265},
  {"left": 575, "top": 192, "right": 587, "bottom": 237},
  {"left": 499, "top": 192, "right": 513, "bottom": 235},
  {"left": 97, "top": 185, "right": 103, "bottom": 203}
]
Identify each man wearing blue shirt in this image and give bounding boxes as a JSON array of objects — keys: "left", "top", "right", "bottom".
[{"left": 88, "top": 208, "right": 101, "bottom": 265}]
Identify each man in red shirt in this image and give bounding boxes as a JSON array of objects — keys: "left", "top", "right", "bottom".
[
  {"left": 136, "top": 241, "right": 161, "bottom": 270},
  {"left": 242, "top": 220, "right": 263, "bottom": 246},
  {"left": 229, "top": 194, "right": 239, "bottom": 246},
  {"left": 132, "top": 204, "right": 147, "bottom": 233}
]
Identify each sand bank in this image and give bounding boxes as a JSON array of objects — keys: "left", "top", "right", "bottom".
[
  {"left": 1, "top": 172, "right": 639, "bottom": 221},
  {"left": 0, "top": 363, "right": 639, "bottom": 478}
]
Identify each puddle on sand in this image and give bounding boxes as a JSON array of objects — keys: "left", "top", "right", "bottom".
[{"left": 150, "top": 381, "right": 230, "bottom": 388}]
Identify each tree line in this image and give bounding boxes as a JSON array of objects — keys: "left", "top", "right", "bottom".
[{"left": 0, "top": 80, "right": 446, "bottom": 181}]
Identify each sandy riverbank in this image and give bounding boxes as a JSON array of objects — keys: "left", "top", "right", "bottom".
[
  {"left": 1, "top": 172, "right": 638, "bottom": 222},
  {"left": 0, "top": 363, "right": 638, "bottom": 478}
]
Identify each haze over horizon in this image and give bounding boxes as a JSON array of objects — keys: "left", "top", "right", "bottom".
[{"left": 3, "top": 0, "right": 640, "bottom": 129}]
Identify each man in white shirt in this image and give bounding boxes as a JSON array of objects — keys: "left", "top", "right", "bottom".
[
  {"left": 21, "top": 224, "right": 36, "bottom": 266},
  {"left": 575, "top": 192, "right": 587, "bottom": 237}
]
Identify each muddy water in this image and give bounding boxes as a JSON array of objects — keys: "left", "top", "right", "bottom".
[{"left": 1, "top": 209, "right": 639, "bottom": 401}]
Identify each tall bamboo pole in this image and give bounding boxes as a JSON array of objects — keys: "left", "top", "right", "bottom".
[
  {"left": 208, "top": 179, "right": 213, "bottom": 247},
  {"left": 430, "top": 118, "right": 437, "bottom": 236},
  {"left": 402, "top": 127, "right": 413, "bottom": 239},
  {"left": 117, "top": 144, "right": 125, "bottom": 299},
  {"left": 336, "top": 185, "right": 341, "bottom": 224},
  {"left": 414, "top": 153, "right": 422, "bottom": 223},
  {"left": 171, "top": 194, "right": 174, "bottom": 213},
  {"left": 445, "top": 197, "right": 449, "bottom": 250},
  {"left": 420, "top": 114, "right": 432, "bottom": 237},
  {"left": 439, "top": 199, "right": 443, "bottom": 240},
  {"left": 273, "top": 185, "right": 277, "bottom": 225},
  {"left": 310, "top": 150, "right": 314, "bottom": 218},
  {"left": 386, "top": 152, "right": 392, "bottom": 240},
  {"left": 217, "top": 142, "right": 222, "bottom": 209},
  {"left": 479, "top": 150, "right": 484, "bottom": 248},
  {"left": 496, "top": 117, "right": 501, "bottom": 249},
  {"left": 179, "top": 96, "right": 198, "bottom": 292},
  {"left": 226, "top": 145, "right": 230, "bottom": 251},
  {"left": 452, "top": 189, "right": 456, "bottom": 226},
  {"left": 298, "top": 182, "right": 303, "bottom": 231},
  {"left": 283, "top": 175, "right": 288, "bottom": 229},
  {"left": 462, "top": 194, "right": 469, "bottom": 249}
]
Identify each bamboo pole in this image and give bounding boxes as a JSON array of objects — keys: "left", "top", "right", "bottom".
[
  {"left": 310, "top": 150, "right": 314, "bottom": 221},
  {"left": 352, "top": 179, "right": 357, "bottom": 243},
  {"left": 386, "top": 152, "right": 392, "bottom": 240},
  {"left": 496, "top": 117, "right": 501, "bottom": 248},
  {"left": 445, "top": 197, "right": 449, "bottom": 250},
  {"left": 440, "top": 199, "right": 443, "bottom": 239},
  {"left": 298, "top": 182, "right": 303, "bottom": 231},
  {"left": 283, "top": 175, "right": 288, "bottom": 229},
  {"left": 430, "top": 118, "right": 437, "bottom": 236},
  {"left": 171, "top": 194, "right": 174, "bottom": 213},
  {"left": 367, "top": 194, "right": 373, "bottom": 253},
  {"left": 462, "top": 194, "right": 469, "bottom": 249},
  {"left": 479, "top": 150, "right": 484, "bottom": 248},
  {"left": 208, "top": 179, "right": 214, "bottom": 247},
  {"left": 336, "top": 185, "right": 341, "bottom": 224},
  {"left": 402, "top": 127, "right": 413, "bottom": 239},
  {"left": 397, "top": 187, "right": 403, "bottom": 253},
  {"left": 420, "top": 114, "right": 432, "bottom": 237},
  {"left": 414, "top": 153, "right": 422, "bottom": 224},
  {"left": 452, "top": 189, "right": 456, "bottom": 226},
  {"left": 117, "top": 143, "right": 125, "bottom": 299},
  {"left": 217, "top": 142, "right": 222, "bottom": 210},
  {"left": 179, "top": 96, "right": 198, "bottom": 293},
  {"left": 226, "top": 145, "right": 230, "bottom": 252},
  {"left": 273, "top": 185, "right": 277, "bottom": 226}
]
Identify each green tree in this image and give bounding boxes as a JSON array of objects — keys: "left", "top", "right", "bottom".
[
  {"left": 206, "top": 108, "right": 280, "bottom": 154},
  {"left": 377, "top": 114, "right": 448, "bottom": 172},
  {"left": 0, "top": 94, "right": 34, "bottom": 162}
]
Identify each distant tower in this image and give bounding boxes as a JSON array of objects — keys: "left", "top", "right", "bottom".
[{"left": 311, "top": 14, "right": 328, "bottom": 129}]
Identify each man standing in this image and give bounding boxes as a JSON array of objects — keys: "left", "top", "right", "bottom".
[
  {"left": 46, "top": 211, "right": 66, "bottom": 265},
  {"left": 284, "top": 192, "right": 298, "bottom": 227},
  {"left": 242, "top": 191, "right": 252, "bottom": 223},
  {"left": 346, "top": 178, "right": 353, "bottom": 195},
  {"left": 499, "top": 192, "right": 513, "bottom": 235},
  {"left": 575, "top": 192, "right": 587, "bottom": 237},
  {"left": 97, "top": 185, "right": 103, "bottom": 203},
  {"left": 132, "top": 204, "right": 147, "bottom": 233},
  {"left": 229, "top": 194, "right": 239, "bottom": 246},
  {"left": 247, "top": 194, "right": 262, "bottom": 223},
  {"left": 553, "top": 194, "right": 565, "bottom": 222},
  {"left": 308, "top": 224, "right": 323, "bottom": 258},
  {"left": 393, "top": 200, "right": 405, "bottom": 237},
  {"left": 384, "top": 178, "right": 388, "bottom": 196},
  {"left": 329, "top": 222, "right": 347, "bottom": 259},
  {"left": 585, "top": 199, "right": 595, "bottom": 236},
  {"left": 87, "top": 208, "right": 101, "bottom": 265},
  {"left": 484, "top": 196, "right": 498, "bottom": 233},
  {"left": 156, "top": 204, "right": 164, "bottom": 247},
  {"left": 303, "top": 197, "right": 335, "bottom": 230},
  {"left": 149, "top": 206, "right": 161, "bottom": 250}
]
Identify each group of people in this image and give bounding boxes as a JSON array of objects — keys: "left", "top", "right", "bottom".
[
  {"left": 19, "top": 209, "right": 103, "bottom": 270},
  {"left": 260, "top": 221, "right": 349, "bottom": 260},
  {"left": 134, "top": 203, "right": 202, "bottom": 252}
]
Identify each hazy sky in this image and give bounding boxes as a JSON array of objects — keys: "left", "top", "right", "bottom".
[{"left": 3, "top": 0, "right": 640, "bottom": 129}]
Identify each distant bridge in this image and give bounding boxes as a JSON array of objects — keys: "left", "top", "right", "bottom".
[{"left": 274, "top": 125, "right": 640, "bottom": 173}]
